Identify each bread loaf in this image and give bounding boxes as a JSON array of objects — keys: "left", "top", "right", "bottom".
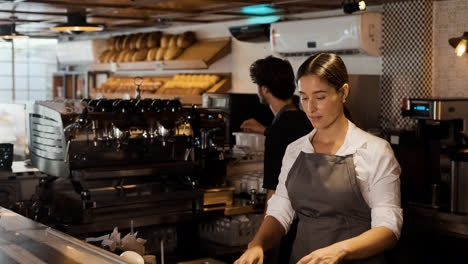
[
  {"left": 132, "top": 49, "right": 148, "bottom": 62},
  {"left": 124, "top": 50, "right": 136, "bottom": 62},
  {"left": 140, "top": 77, "right": 163, "bottom": 93},
  {"left": 156, "top": 48, "right": 166, "bottom": 61},
  {"left": 168, "top": 35, "right": 178, "bottom": 48},
  {"left": 135, "top": 33, "right": 148, "bottom": 50},
  {"left": 160, "top": 34, "right": 171, "bottom": 48},
  {"left": 146, "top": 47, "right": 159, "bottom": 61},
  {"left": 116, "top": 50, "right": 129, "bottom": 62},
  {"left": 164, "top": 47, "right": 182, "bottom": 60},
  {"left": 114, "top": 36, "right": 123, "bottom": 51},
  {"left": 177, "top": 31, "right": 196, "bottom": 48},
  {"left": 121, "top": 35, "right": 132, "bottom": 50},
  {"left": 105, "top": 50, "right": 116, "bottom": 63},
  {"left": 147, "top": 31, "right": 162, "bottom": 48},
  {"left": 136, "top": 33, "right": 149, "bottom": 50},
  {"left": 128, "top": 34, "right": 139, "bottom": 50},
  {"left": 119, "top": 36, "right": 126, "bottom": 50},
  {"left": 98, "top": 50, "right": 111, "bottom": 63},
  {"left": 157, "top": 74, "right": 220, "bottom": 95},
  {"left": 109, "top": 51, "right": 120, "bottom": 62}
]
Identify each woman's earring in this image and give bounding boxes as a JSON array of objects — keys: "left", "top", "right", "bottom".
[{"left": 343, "top": 98, "right": 347, "bottom": 103}]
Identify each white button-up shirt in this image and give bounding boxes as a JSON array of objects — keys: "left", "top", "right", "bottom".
[{"left": 266, "top": 120, "right": 403, "bottom": 238}]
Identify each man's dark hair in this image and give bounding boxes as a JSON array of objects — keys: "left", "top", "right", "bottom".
[{"left": 249, "top": 56, "right": 296, "bottom": 100}]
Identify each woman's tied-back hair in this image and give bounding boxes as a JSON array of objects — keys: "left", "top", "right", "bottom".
[
  {"left": 296, "top": 53, "right": 348, "bottom": 90},
  {"left": 296, "top": 53, "right": 356, "bottom": 124},
  {"left": 250, "top": 56, "right": 296, "bottom": 100}
]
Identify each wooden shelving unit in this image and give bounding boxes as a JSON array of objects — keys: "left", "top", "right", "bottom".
[
  {"left": 89, "top": 76, "right": 231, "bottom": 106},
  {"left": 89, "top": 38, "right": 231, "bottom": 72},
  {"left": 86, "top": 37, "right": 232, "bottom": 103}
]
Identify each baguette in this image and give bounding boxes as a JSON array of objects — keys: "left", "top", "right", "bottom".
[
  {"left": 136, "top": 33, "right": 150, "bottom": 50},
  {"left": 156, "top": 48, "right": 167, "bottom": 61},
  {"left": 132, "top": 49, "right": 148, "bottom": 61},
  {"left": 98, "top": 50, "right": 112, "bottom": 63},
  {"left": 121, "top": 35, "right": 132, "bottom": 50},
  {"left": 116, "top": 50, "right": 129, "bottom": 62},
  {"left": 146, "top": 47, "right": 159, "bottom": 61},
  {"left": 109, "top": 51, "right": 120, "bottom": 62},
  {"left": 128, "top": 34, "right": 139, "bottom": 50},
  {"left": 147, "top": 31, "right": 162, "bottom": 48},
  {"left": 160, "top": 34, "right": 171, "bottom": 48},
  {"left": 168, "top": 35, "right": 178, "bottom": 48},
  {"left": 113, "top": 36, "right": 123, "bottom": 51},
  {"left": 177, "top": 31, "right": 196, "bottom": 48},
  {"left": 124, "top": 50, "right": 136, "bottom": 62},
  {"left": 164, "top": 47, "right": 183, "bottom": 60}
]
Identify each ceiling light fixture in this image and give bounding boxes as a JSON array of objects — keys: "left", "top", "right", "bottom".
[
  {"left": 342, "top": 0, "right": 366, "bottom": 14},
  {"left": 241, "top": 4, "right": 277, "bottom": 16},
  {"left": 51, "top": 13, "right": 104, "bottom": 33},
  {"left": 0, "top": 24, "right": 29, "bottom": 39},
  {"left": 449, "top": 32, "right": 468, "bottom": 57}
]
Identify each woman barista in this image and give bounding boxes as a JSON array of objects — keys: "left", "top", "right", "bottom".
[{"left": 234, "top": 53, "right": 402, "bottom": 264}]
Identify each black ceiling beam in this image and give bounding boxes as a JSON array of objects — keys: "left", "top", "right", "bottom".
[{"left": 25, "top": 0, "right": 202, "bottom": 14}]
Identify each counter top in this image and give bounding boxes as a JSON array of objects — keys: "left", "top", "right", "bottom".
[
  {"left": 0, "top": 207, "right": 127, "bottom": 264},
  {"left": 405, "top": 205, "right": 468, "bottom": 238}
]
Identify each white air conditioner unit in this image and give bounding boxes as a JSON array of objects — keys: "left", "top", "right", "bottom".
[
  {"left": 270, "top": 12, "right": 381, "bottom": 56},
  {"left": 57, "top": 39, "right": 108, "bottom": 65}
]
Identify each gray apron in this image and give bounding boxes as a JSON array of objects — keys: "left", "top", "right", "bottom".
[{"left": 286, "top": 151, "right": 386, "bottom": 264}]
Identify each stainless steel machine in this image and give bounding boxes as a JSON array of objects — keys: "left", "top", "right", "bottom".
[
  {"left": 28, "top": 99, "right": 229, "bottom": 234},
  {"left": 202, "top": 93, "right": 274, "bottom": 147},
  {"left": 402, "top": 98, "right": 468, "bottom": 213}
]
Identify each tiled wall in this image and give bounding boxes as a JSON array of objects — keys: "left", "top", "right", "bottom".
[
  {"left": 380, "top": 0, "right": 432, "bottom": 130},
  {"left": 433, "top": 0, "right": 468, "bottom": 97}
]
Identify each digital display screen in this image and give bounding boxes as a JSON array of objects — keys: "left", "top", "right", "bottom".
[
  {"left": 412, "top": 103, "right": 430, "bottom": 117},
  {"left": 414, "top": 105, "right": 429, "bottom": 111}
]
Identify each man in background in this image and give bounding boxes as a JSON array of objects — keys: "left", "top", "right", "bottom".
[{"left": 240, "top": 56, "right": 312, "bottom": 264}]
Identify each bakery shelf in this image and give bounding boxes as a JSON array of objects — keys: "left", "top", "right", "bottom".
[
  {"left": 89, "top": 37, "right": 231, "bottom": 71},
  {"left": 89, "top": 76, "right": 231, "bottom": 106}
]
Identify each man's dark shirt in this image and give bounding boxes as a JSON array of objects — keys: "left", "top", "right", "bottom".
[
  {"left": 263, "top": 105, "right": 313, "bottom": 190},
  {"left": 262, "top": 104, "right": 312, "bottom": 264}
]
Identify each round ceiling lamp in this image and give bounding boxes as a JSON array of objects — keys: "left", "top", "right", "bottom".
[
  {"left": 0, "top": 24, "right": 29, "bottom": 39},
  {"left": 51, "top": 13, "right": 104, "bottom": 33}
]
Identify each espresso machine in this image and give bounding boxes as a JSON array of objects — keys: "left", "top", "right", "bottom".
[
  {"left": 402, "top": 98, "right": 468, "bottom": 213},
  {"left": 28, "top": 98, "right": 228, "bottom": 234}
]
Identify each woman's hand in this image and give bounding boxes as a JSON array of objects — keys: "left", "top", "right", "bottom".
[
  {"left": 234, "top": 246, "right": 264, "bottom": 264},
  {"left": 240, "top": 118, "right": 266, "bottom": 134},
  {"left": 297, "top": 243, "right": 347, "bottom": 264}
]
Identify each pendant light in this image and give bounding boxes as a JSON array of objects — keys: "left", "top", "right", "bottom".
[
  {"left": 51, "top": 13, "right": 104, "bottom": 33},
  {"left": 0, "top": 24, "right": 28, "bottom": 39},
  {"left": 449, "top": 32, "right": 468, "bottom": 57}
]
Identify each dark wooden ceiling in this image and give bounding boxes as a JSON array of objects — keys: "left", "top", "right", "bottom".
[{"left": 0, "top": 0, "right": 398, "bottom": 37}]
